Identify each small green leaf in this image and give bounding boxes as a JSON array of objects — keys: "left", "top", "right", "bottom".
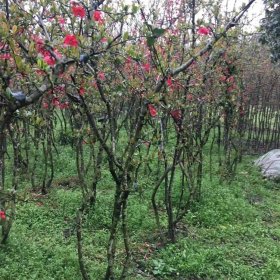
[
  {"left": 123, "top": 31, "right": 129, "bottom": 41},
  {"left": 152, "top": 28, "right": 166, "bottom": 38},
  {"left": 15, "top": 56, "right": 25, "bottom": 72},
  {"left": 132, "top": 4, "right": 139, "bottom": 14},
  {"left": 147, "top": 36, "right": 155, "bottom": 47}
]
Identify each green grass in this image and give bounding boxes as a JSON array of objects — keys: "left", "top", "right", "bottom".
[
  {"left": 147, "top": 160, "right": 280, "bottom": 279},
  {"left": 1, "top": 141, "right": 280, "bottom": 279}
]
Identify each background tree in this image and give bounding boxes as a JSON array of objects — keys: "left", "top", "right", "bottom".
[{"left": 260, "top": 0, "right": 280, "bottom": 62}]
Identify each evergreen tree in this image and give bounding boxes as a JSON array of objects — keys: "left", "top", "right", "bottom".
[{"left": 260, "top": 0, "right": 280, "bottom": 62}]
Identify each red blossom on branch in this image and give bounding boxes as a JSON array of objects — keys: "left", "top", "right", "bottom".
[
  {"left": 219, "top": 75, "right": 227, "bottom": 82},
  {"left": 0, "top": 53, "right": 11, "bottom": 60},
  {"left": 93, "top": 10, "right": 102, "bottom": 22},
  {"left": 227, "top": 84, "right": 236, "bottom": 93},
  {"left": 79, "top": 87, "right": 86, "bottom": 95},
  {"left": 0, "top": 211, "right": 6, "bottom": 221},
  {"left": 98, "top": 72, "right": 106, "bottom": 81},
  {"left": 52, "top": 98, "right": 60, "bottom": 107},
  {"left": 64, "top": 34, "right": 78, "bottom": 47},
  {"left": 59, "top": 102, "right": 70, "bottom": 110},
  {"left": 197, "top": 26, "right": 210, "bottom": 36},
  {"left": 58, "top": 17, "right": 66, "bottom": 25},
  {"left": 148, "top": 104, "right": 157, "bottom": 117},
  {"left": 72, "top": 4, "right": 86, "bottom": 18},
  {"left": 227, "top": 76, "right": 235, "bottom": 83},
  {"left": 170, "top": 109, "right": 182, "bottom": 122},
  {"left": 125, "top": 57, "right": 132, "bottom": 64},
  {"left": 42, "top": 102, "right": 49, "bottom": 109},
  {"left": 186, "top": 94, "right": 193, "bottom": 101},
  {"left": 143, "top": 63, "right": 151, "bottom": 72},
  {"left": 167, "top": 77, "right": 173, "bottom": 87},
  {"left": 55, "top": 51, "right": 63, "bottom": 60},
  {"left": 43, "top": 55, "right": 56, "bottom": 66}
]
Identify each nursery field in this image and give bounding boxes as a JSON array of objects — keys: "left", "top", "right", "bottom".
[
  {"left": 1, "top": 145, "right": 279, "bottom": 280},
  {"left": 1, "top": 0, "right": 280, "bottom": 279}
]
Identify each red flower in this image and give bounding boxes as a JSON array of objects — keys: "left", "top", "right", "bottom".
[
  {"left": 72, "top": 5, "right": 86, "bottom": 18},
  {"left": 227, "top": 85, "right": 236, "bottom": 93},
  {"left": 42, "top": 102, "right": 49, "bottom": 109},
  {"left": 197, "top": 26, "right": 210, "bottom": 36},
  {"left": 93, "top": 10, "right": 102, "bottom": 22},
  {"left": 98, "top": 72, "right": 105, "bottom": 81},
  {"left": 126, "top": 56, "right": 132, "bottom": 64},
  {"left": 58, "top": 17, "right": 66, "bottom": 25},
  {"left": 167, "top": 77, "right": 172, "bottom": 87},
  {"left": 79, "top": 87, "right": 86, "bottom": 95},
  {"left": 64, "top": 34, "right": 78, "bottom": 47},
  {"left": 54, "top": 49, "right": 63, "bottom": 59},
  {"left": 33, "top": 36, "right": 44, "bottom": 54},
  {"left": 143, "top": 63, "right": 150, "bottom": 72},
  {"left": 0, "top": 211, "right": 6, "bottom": 221},
  {"left": 227, "top": 76, "right": 235, "bottom": 84},
  {"left": 170, "top": 109, "right": 182, "bottom": 122},
  {"left": 59, "top": 102, "right": 70, "bottom": 109},
  {"left": 219, "top": 75, "right": 227, "bottom": 82},
  {"left": 92, "top": 81, "right": 98, "bottom": 89},
  {"left": 186, "top": 94, "right": 193, "bottom": 101},
  {"left": 148, "top": 104, "right": 157, "bottom": 117},
  {"left": 52, "top": 97, "right": 60, "bottom": 107},
  {"left": 43, "top": 55, "right": 56, "bottom": 66},
  {"left": 0, "top": 53, "right": 11, "bottom": 60}
]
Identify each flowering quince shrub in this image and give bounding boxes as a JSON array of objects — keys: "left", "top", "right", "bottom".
[{"left": 0, "top": 0, "right": 258, "bottom": 278}]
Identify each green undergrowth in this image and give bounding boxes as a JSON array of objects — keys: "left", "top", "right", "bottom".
[
  {"left": 0, "top": 147, "right": 280, "bottom": 279},
  {"left": 148, "top": 160, "right": 280, "bottom": 279}
]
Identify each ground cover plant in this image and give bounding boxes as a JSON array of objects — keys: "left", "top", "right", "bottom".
[
  {"left": 1, "top": 0, "right": 280, "bottom": 279},
  {"left": 0, "top": 144, "right": 279, "bottom": 279}
]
